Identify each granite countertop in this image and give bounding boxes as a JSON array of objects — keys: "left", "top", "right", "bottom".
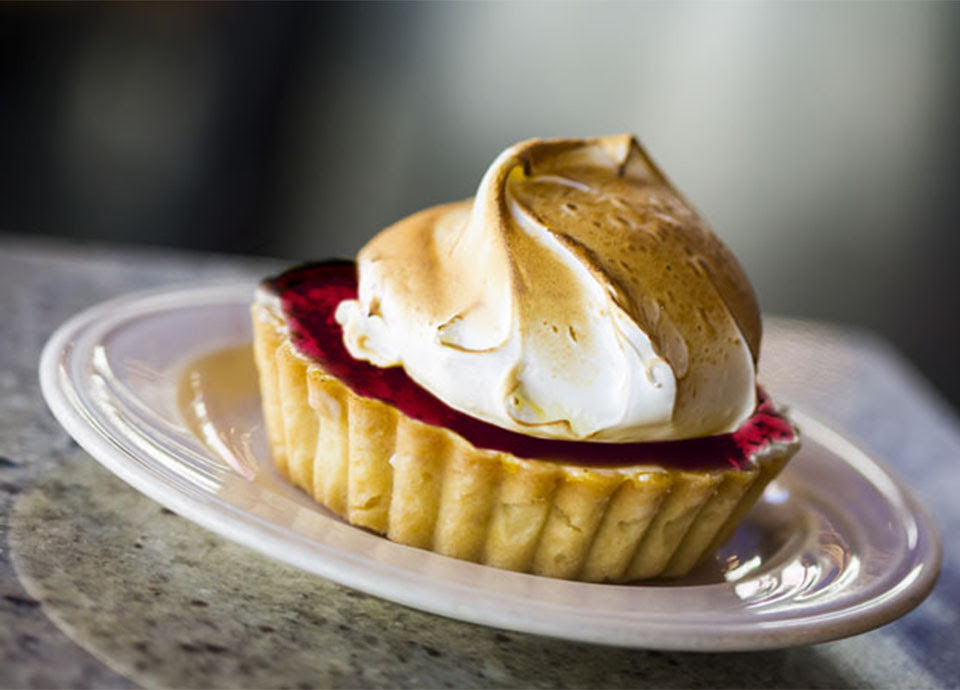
[{"left": 1, "top": 234, "right": 958, "bottom": 689}]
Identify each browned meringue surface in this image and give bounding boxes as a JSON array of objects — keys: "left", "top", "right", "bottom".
[{"left": 336, "top": 136, "right": 760, "bottom": 441}]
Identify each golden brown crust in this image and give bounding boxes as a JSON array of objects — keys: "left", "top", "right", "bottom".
[{"left": 252, "top": 303, "right": 796, "bottom": 582}]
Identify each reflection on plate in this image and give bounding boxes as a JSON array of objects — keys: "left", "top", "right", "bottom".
[{"left": 40, "top": 284, "right": 941, "bottom": 651}]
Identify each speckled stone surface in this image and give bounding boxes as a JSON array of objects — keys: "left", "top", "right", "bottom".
[{"left": 1, "top": 234, "right": 958, "bottom": 688}]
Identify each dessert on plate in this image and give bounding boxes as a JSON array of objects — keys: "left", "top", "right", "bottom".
[{"left": 252, "top": 135, "right": 799, "bottom": 582}]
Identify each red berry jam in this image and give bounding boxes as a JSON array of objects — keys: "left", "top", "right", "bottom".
[{"left": 264, "top": 261, "right": 796, "bottom": 471}]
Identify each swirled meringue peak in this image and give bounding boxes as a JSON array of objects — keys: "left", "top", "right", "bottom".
[{"left": 335, "top": 135, "right": 761, "bottom": 442}]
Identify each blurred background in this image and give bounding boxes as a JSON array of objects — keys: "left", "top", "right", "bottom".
[{"left": 2, "top": 2, "right": 959, "bottom": 409}]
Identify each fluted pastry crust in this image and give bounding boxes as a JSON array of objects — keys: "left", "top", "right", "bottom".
[{"left": 252, "top": 304, "right": 796, "bottom": 582}]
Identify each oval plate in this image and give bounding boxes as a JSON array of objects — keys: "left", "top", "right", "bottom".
[{"left": 39, "top": 284, "right": 941, "bottom": 651}]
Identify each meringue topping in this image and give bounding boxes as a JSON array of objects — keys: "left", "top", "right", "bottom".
[{"left": 336, "top": 135, "right": 760, "bottom": 442}]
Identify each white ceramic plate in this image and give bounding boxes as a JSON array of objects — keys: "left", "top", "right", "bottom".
[{"left": 39, "top": 284, "right": 942, "bottom": 651}]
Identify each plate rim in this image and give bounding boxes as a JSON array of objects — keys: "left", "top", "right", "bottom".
[{"left": 38, "top": 282, "right": 943, "bottom": 651}]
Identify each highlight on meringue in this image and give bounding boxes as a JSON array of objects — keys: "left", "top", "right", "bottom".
[{"left": 335, "top": 135, "right": 760, "bottom": 442}]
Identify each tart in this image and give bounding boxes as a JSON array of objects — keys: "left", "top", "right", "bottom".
[{"left": 252, "top": 135, "right": 800, "bottom": 583}]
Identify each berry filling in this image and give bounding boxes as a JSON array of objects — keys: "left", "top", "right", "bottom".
[{"left": 263, "top": 261, "right": 796, "bottom": 471}]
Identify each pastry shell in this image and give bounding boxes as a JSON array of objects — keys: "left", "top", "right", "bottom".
[{"left": 252, "top": 303, "right": 797, "bottom": 582}]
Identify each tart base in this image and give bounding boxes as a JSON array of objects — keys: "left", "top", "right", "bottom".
[{"left": 252, "top": 304, "right": 797, "bottom": 582}]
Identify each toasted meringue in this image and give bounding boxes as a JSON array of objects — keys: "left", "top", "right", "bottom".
[{"left": 336, "top": 135, "right": 760, "bottom": 442}]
